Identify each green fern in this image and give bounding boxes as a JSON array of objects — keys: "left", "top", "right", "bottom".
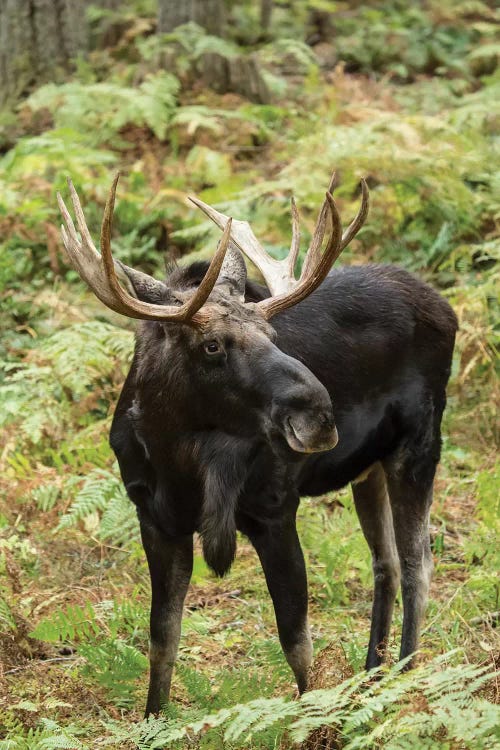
[
  {"left": 99, "top": 653, "right": 499, "bottom": 749},
  {"left": 79, "top": 638, "right": 148, "bottom": 707},
  {"left": 25, "top": 73, "right": 180, "bottom": 144},
  {"left": 31, "top": 484, "right": 59, "bottom": 512},
  {"left": 98, "top": 488, "right": 140, "bottom": 546},
  {"left": 41, "top": 321, "right": 133, "bottom": 398},
  {"left": 29, "top": 602, "right": 99, "bottom": 643},
  {"left": 107, "top": 595, "right": 149, "bottom": 639},
  {"left": 0, "top": 595, "right": 16, "bottom": 630},
  {"left": 0, "top": 322, "right": 133, "bottom": 451},
  {"left": 0, "top": 720, "right": 86, "bottom": 750},
  {"left": 57, "top": 469, "right": 123, "bottom": 531},
  {"left": 57, "top": 464, "right": 139, "bottom": 547}
]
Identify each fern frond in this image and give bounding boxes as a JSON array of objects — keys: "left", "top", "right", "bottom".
[
  {"left": 29, "top": 602, "right": 99, "bottom": 643},
  {"left": 98, "top": 488, "right": 140, "bottom": 546},
  {"left": 0, "top": 595, "right": 16, "bottom": 630},
  {"left": 25, "top": 74, "right": 180, "bottom": 144},
  {"left": 37, "top": 718, "right": 87, "bottom": 749},
  {"left": 79, "top": 638, "right": 148, "bottom": 707},
  {"left": 58, "top": 469, "right": 123, "bottom": 531},
  {"left": 32, "top": 483, "right": 59, "bottom": 512}
]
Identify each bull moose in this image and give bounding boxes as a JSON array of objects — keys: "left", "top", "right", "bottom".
[{"left": 57, "top": 172, "right": 457, "bottom": 715}]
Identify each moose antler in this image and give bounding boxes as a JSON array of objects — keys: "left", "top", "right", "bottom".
[
  {"left": 57, "top": 174, "right": 232, "bottom": 324},
  {"left": 189, "top": 172, "right": 369, "bottom": 319}
]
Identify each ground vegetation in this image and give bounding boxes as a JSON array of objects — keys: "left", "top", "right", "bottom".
[{"left": 0, "top": 1, "right": 498, "bottom": 748}]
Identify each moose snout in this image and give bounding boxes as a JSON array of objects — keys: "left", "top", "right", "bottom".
[
  {"left": 275, "top": 382, "right": 338, "bottom": 454},
  {"left": 264, "top": 346, "right": 338, "bottom": 454},
  {"left": 285, "top": 411, "right": 338, "bottom": 454}
]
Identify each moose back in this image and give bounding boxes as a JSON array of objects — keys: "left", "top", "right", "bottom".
[{"left": 58, "top": 173, "right": 457, "bottom": 715}]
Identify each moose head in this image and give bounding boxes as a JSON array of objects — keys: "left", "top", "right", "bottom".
[{"left": 57, "top": 173, "right": 368, "bottom": 465}]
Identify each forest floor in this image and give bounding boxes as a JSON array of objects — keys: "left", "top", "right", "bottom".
[
  {"left": 1, "top": 418, "right": 498, "bottom": 747},
  {"left": 0, "top": 238, "right": 497, "bottom": 748},
  {"left": 0, "top": 2, "right": 499, "bottom": 748}
]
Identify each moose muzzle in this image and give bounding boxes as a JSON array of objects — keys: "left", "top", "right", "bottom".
[
  {"left": 267, "top": 349, "right": 338, "bottom": 455},
  {"left": 284, "top": 412, "right": 338, "bottom": 454}
]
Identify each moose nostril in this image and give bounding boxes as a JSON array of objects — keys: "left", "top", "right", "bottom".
[{"left": 320, "top": 412, "right": 334, "bottom": 428}]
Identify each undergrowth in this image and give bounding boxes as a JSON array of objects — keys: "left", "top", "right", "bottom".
[{"left": 0, "top": 1, "right": 498, "bottom": 748}]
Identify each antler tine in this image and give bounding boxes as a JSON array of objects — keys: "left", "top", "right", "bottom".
[
  {"left": 58, "top": 184, "right": 122, "bottom": 313},
  {"left": 59, "top": 175, "right": 233, "bottom": 324},
  {"left": 189, "top": 171, "right": 369, "bottom": 321},
  {"left": 98, "top": 173, "right": 152, "bottom": 318},
  {"left": 286, "top": 197, "right": 301, "bottom": 277},
  {"left": 258, "top": 192, "right": 343, "bottom": 319},
  {"left": 180, "top": 217, "right": 233, "bottom": 321},
  {"left": 189, "top": 195, "right": 296, "bottom": 296},
  {"left": 299, "top": 171, "right": 338, "bottom": 282},
  {"left": 339, "top": 178, "right": 369, "bottom": 251},
  {"left": 99, "top": 176, "right": 233, "bottom": 323}
]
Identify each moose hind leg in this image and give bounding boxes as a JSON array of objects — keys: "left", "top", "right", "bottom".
[
  {"left": 139, "top": 514, "right": 193, "bottom": 716},
  {"left": 352, "top": 463, "right": 400, "bottom": 669},
  {"left": 384, "top": 455, "right": 435, "bottom": 668},
  {"left": 243, "top": 514, "right": 312, "bottom": 694}
]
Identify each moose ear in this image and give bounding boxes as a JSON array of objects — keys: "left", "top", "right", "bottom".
[
  {"left": 115, "top": 260, "right": 170, "bottom": 304},
  {"left": 216, "top": 242, "right": 247, "bottom": 298}
]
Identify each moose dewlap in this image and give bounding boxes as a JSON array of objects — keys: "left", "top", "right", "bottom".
[{"left": 57, "top": 171, "right": 457, "bottom": 715}]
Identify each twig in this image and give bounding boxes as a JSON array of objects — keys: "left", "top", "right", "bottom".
[
  {"left": 470, "top": 611, "right": 499, "bottom": 627},
  {"left": 422, "top": 582, "right": 465, "bottom": 634}
]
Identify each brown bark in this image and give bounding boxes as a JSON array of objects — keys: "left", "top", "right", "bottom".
[
  {"left": 260, "top": 0, "right": 272, "bottom": 31},
  {"left": 157, "top": 0, "right": 225, "bottom": 36},
  {"left": 0, "top": 0, "right": 89, "bottom": 107},
  {"left": 157, "top": 1, "right": 269, "bottom": 103},
  {"left": 196, "top": 51, "right": 270, "bottom": 104}
]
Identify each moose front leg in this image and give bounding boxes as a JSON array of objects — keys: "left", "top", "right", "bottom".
[
  {"left": 139, "top": 515, "right": 193, "bottom": 716},
  {"left": 243, "top": 514, "right": 312, "bottom": 694}
]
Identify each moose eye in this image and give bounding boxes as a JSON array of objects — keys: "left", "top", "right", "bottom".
[{"left": 203, "top": 340, "right": 220, "bottom": 355}]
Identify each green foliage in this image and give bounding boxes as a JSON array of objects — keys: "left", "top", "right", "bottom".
[
  {"left": 25, "top": 73, "right": 180, "bottom": 144},
  {"left": 299, "top": 498, "right": 371, "bottom": 607},
  {"left": 462, "top": 462, "right": 500, "bottom": 609},
  {"left": 258, "top": 38, "right": 319, "bottom": 76},
  {"left": 0, "top": 321, "right": 132, "bottom": 449},
  {"left": 1, "top": 2, "right": 498, "bottom": 748},
  {"left": 29, "top": 603, "right": 100, "bottom": 643},
  {"left": 57, "top": 469, "right": 124, "bottom": 531},
  {"left": 0, "top": 720, "right": 85, "bottom": 750},
  {"left": 57, "top": 465, "right": 139, "bottom": 545},
  {"left": 0, "top": 595, "right": 16, "bottom": 630},
  {"left": 28, "top": 598, "right": 149, "bottom": 709},
  {"left": 97, "top": 654, "right": 499, "bottom": 749},
  {"left": 170, "top": 103, "right": 275, "bottom": 144},
  {"left": 334, "top": 5, "right": 474, "bottom": 80},
  {"left": 138, "top": 22, "right": 241, "bottom": 69},
  {"left": 80, "top": 638, "right": 148, "bottom": 707},
  {"left": 31, "top": 483, "right": 60, "bottom": 512},
  {"left": 0, "top": 130, "right": 115, "bottom": 230}
]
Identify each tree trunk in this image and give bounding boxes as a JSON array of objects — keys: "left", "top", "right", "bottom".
[
  {"left": 260, "top": 0, "right": 273, "bottom": 32},
  {"left": 196, "top": 52, "right": 270, "bottom": 104},
  {"left": 157, "top": 1, "right": 270, "bottom": 103},
  {"left": 0, "top": 0, "right": 89, "bottom": 108},
  {"left": 157, "top": 0, "right": 225, "bottom": 36}
]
